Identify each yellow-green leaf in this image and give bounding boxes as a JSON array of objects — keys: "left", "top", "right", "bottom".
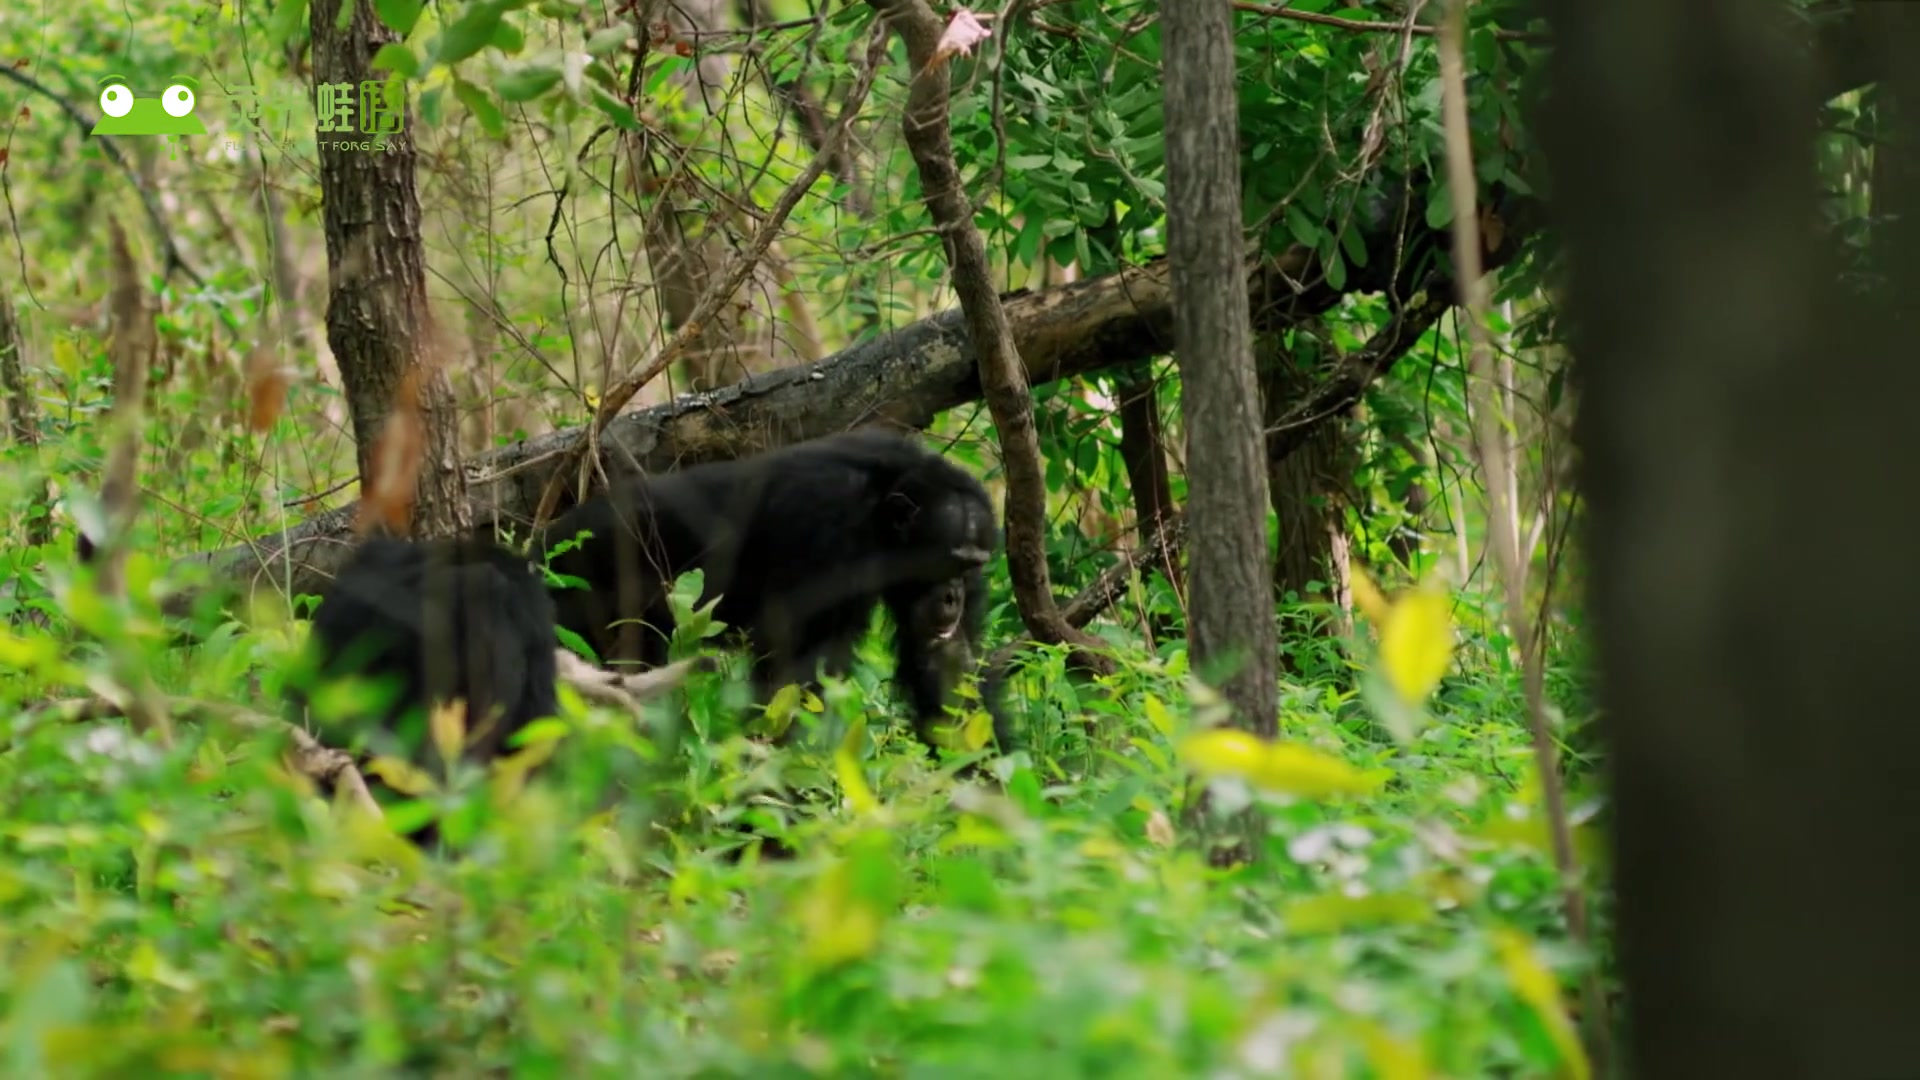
[
  {"left": 1180, "top": 730, "right": 1384, "bottom": 799},
  {"left": 1284, "top": 890, "right": 1433, "bottom": 933},
  {"left": 429, "top": 700, "right": 468, "bottom": 768},
  {"left": 1379, "top": 583, "right": 1454, "bottom": 703},
  {"left": 798, "top": 859, "right": 880, "bottom": 968},
  {"left": 834, "top": 722, "right": 880, "bottom": 817},
  {"left": 1351, "top": 564, "right": 1392, "bottom": 626},
  {"left": 1493, "top": 929, "right": 1590, "bottom": 1080},
  {"left": 364, "top": 755, "right": 438, "bottom": 797}
]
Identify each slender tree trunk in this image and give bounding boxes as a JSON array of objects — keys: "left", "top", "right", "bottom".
[
  {"left": 1163, "top": 0, "right": 1278, "bottom": 736},
  {"left": 869, "top": 0, "right": 1108, "bottom": 667},
  {"left": 1260, "top": 334, "right": 1354, "bottom": 647},
  {"left": 0, "top": 283, "right": 51, "bottom": 548},
  {"left": 1548, "top": 0, "right": 1920, "bottom": 1074},
  {"left": 309, "top": 0, "right": 468, "bottom": 537}
]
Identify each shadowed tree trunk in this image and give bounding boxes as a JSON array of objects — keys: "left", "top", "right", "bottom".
[
  {"left": 1547, "top": 0, "right": 1920, "bottom": 1074},
  {"left": 1163, "top": 0, "right": 1278, "bottom": 738},
  {"left": 1259, "top": 331, "right": 1355, "bottom": 652},
  {"left": 309, "top": 0, "right": 468, "bottom": 537}
]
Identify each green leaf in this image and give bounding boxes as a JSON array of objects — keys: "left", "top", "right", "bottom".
[
  {"left": 371, "top": 43, "right": 421, "bottom": 78},
  {"left": 1340, "top": 222, "right": 1369, "bottom": 268},
  {"left": 1007, "top": 154, "right": 1050, "bottom": 171},
  {"left": 453, "top": 78, "right": 506, "bottom": 137},
  {"left": 496, "top": 63, "right": 562, "bottom": 102},
  {"left": 434, "top": 2, "right": 505, "bottom": 66},
  {"left": 266, "top": 0, "right": 309, "bottom": 48},
  {"left": 584, "top": 26, "right": 633, "bottom": 58},
  {"left": 1325, "top": 247, "right": 1347, "bottom": 291},
  {"left": 373, "top": 0, "right": 424, "bottom": 35},
  {"left": 490, "top": 17, "right": 526, "bottom": 55},
  {"left": 418, "top": 84, "right": 445, "bottom": 128},
  {"left": 1285, "top": 204, "right": 1321, "bottom": 249},
  {"left": 589, "top": 86, "right": 640, "bottom": 129},
  {"left": 1425, "top": 179, "right": 1455, "bottom": 230}
]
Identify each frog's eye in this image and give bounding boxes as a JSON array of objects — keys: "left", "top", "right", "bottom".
[
  {"left": 100, "top": 84, "right": 134, "bottom": 118},
  {"left": 161, "top": 84, "right": 195, "bottom": 118}
]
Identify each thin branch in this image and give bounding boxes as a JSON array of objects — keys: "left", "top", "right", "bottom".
[
  {"left": 868, "top": 0, "right": 1112, "bottom": 672},
  {"left": 1436, "top": 0, "right": 1606, "bottom": 1069},
  {"left": 527, "top": 23, "right": 890, "bottom": 530}
]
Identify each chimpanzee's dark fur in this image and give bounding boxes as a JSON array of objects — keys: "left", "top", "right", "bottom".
[
  {"left": 290, "top": 536, "right": 560, "bottom": 771},
  {"left": 534, "top": 429, "right": 1011, "bottom": 752}
]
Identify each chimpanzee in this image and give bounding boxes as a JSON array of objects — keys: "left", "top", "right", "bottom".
[
  {"left": 288, "top": 535, "right": 560, "bottom": 781},
  {"left": 534, "top": 429, "right": 1011, "bottom": 753}
]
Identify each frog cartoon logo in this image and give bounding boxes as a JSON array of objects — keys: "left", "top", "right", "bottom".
[{"left": 90, "top": 75, "right": 204, "bottom": 155}]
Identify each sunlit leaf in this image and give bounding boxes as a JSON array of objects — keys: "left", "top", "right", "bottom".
[
  {"left": 429, "top": 699, "right": 467, "bottom": 769},
  {"left": 834, "top": 721, "right": 880, "bottom": 817},
  {"left": 125, "top": 941, "right": 198, "bottom": 993},
  {"left": 1180, "top": 730, "right": 1385, "bottom": 799},
  {"left": 364, "top": 755, "right": 437, "bottom": 797},
  {"left": 797, "top": 858, "right": 880, "bottom": 968},
  {"left": 1379, "top": 583, "right": 1454, "bottom": 703},
  {"left": 1493, "top": 929, "right": 1590, "bottom": 1080},
  {"left": 1351, "top": 564, "right": 1391, "bottom": 626},
  {"left": 1284, "top": 890, "right": 1433, "bottom": 933},
  {"left": 1356, "top": 1019, "right": 1432, "bottom": 1080}
]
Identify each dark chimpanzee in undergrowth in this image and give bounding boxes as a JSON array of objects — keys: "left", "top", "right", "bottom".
[
  {"left": 534, "top": 429, "right": 1013, "bottom": 753},
  {"left": 285, "top": 535, "right": 561, "bottom": 843}
]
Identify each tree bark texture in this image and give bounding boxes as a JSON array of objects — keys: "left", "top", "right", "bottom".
[
  {"left": 1162, "top": 0, "right": 1278, "bottom": 735},
  {"left": 309, "top": 0, "right": 468, "bottom": 538},
  {"left": 1259, "top": 334, "right": 1354, "bottom": 631},
  {"left": 1546, "top": 0, "right": 1920, "bottom": 1075},
  {"left": 868, "top": 0, "right": 1104, "bottom": 661}
]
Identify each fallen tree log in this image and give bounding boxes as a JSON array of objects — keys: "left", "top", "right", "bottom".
[{"left": 170, "top": 189, "right": 1533, "bottom": 616}]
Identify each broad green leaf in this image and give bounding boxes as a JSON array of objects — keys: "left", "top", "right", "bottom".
[
  {"left": 496, "top": 63, "right": 562, "bottom": 102},
  {"left": 453, "top": 78, "right": 507, "bottom": 137},
  {"left": 371, "top": 42, "right": 421, "bottom": 78},
  {"left": 1425, "top": 178, "right": 1455, "bottom": 229},
  {"left": 490, "top": 17, "right": 526, "bottom": 54},
  {"left": 584, "top": 26, "right": 634, "bottom": 58},
  {"left": 373, "top": 0, "right": 423, "bottom": 35},
  {"left": 434, "top": 2, "right": 505, "bottom": 66},
  {"left": 1285, "top": 204, "right": 1321, "bottom": 248},
  {"left": 266, "top": 0, "right": 309, "bottom": 48}
]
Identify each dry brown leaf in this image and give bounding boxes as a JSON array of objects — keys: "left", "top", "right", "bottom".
[
  {"left": 354, "top": 366, "right": 426, "bottom": 536},
  {"left": 243, "top": 345, "right": 297, "bottom": 433}
]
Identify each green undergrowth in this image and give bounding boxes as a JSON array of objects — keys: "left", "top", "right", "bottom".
[{"left": 0, "top": 539, "right": 1604, "bottom": 1078}]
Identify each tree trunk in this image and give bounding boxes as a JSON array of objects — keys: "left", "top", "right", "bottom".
[
  {"left": 869, "top": 0, "right": 1107, "bottom": 665},
  {"left": 1547, "top": 0, "right": 1920, "bottom": 1074},
  {"left": 1163, "top": 0, "right": 1278, "bottom": 737},
  {"left": 0, "top": 283, "right": 51, "bottom": 548},
  {"left": 309, "top": 0, "right": 468, "bottom": 538},
  {"left": 1259, "top": 332, "right": 1353, "bottom": 647}
]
